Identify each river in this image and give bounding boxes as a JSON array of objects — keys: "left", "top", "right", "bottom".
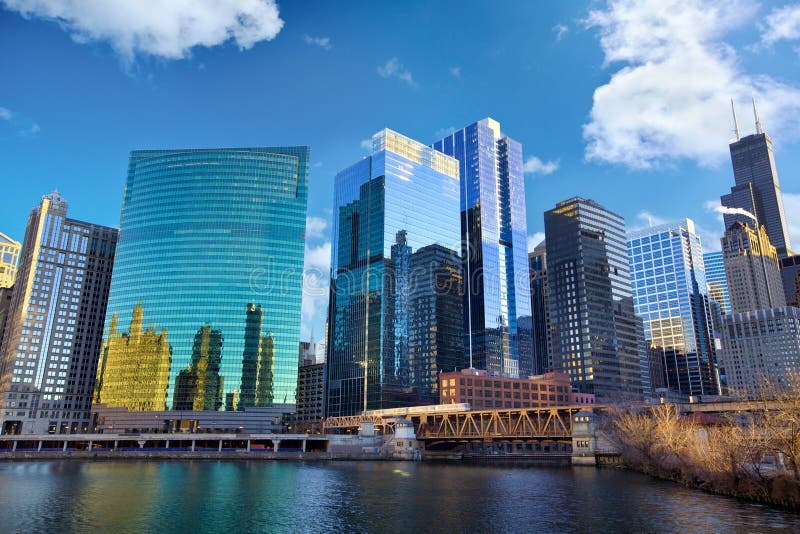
[{"left": 0, "top": 461, "right": 798, "bottom": 532}]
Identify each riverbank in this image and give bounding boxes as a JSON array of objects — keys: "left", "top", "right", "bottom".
[{"left": 604, "top": 404, "right": 800, "bottom": 512}]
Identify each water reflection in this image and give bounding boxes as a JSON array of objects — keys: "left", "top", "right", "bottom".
[{"left": 1, "top": 462, "right": 798, "bottom": 533}]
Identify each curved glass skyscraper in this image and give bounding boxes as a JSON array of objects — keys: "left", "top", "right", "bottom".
[{"left": 95, "top": 147, "right": 308, "bottom": 419}]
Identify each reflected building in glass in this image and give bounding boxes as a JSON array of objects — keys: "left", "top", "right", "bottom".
[
  {"left": 326, "top": 130, "right": 462, "bottom": 417},
  {"left": 627, "top": 220, "right": 719, "bottom": 397},
  {"left": 93, "top": 147, "right": 308, "bottom": 431},
  {"left": 703, "top": 251, "right": 731, "bottom": 315},
  {"left": 433, "top": 118, "right": 533, "bottom": 377}
]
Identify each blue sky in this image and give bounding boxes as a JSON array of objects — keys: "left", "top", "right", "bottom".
[{"left": 2, "top": 0, "right": 800, "bottom": 339}]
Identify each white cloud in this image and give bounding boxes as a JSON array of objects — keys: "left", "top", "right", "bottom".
[
  {"left": 313, "top": 161, "right": 323, "bottom": 168},
  {"left": 635, "top": 211, "right": 669, "bottom": 228},
  {"left": 553, "top": 24, "right": 569, "bottom": 41},
  {"left": 360, "top": 138, "right": 372, "bottom": 151},
  {"left": 583, "top": 0, "right": 800, "bottom": 169},
  {"left": 0, "top": 107, "right": 11, "bottom": 120},
  {"left": 523, "top": 156, "right": 559, "bottom": 175},
  {"left": 449, "top": 66, "right": 461, "bottom": 78},
  {"left": 305, "top": 216, "right": 328, "bottom": 240},
  {"left": 377, "top": 57, "right": 417, "bottom": 87},
  {"left": 303, "top": 34, "right": 331, "bottom": 50},
  {"left": 760, "top": 5, "right": 800, "bottom": 47},
  {"left": 527, "top": 232, "right": 546, "bottom": 252},
  {"left": 301, "top": 240, "right": 331, "bottom": 332},
  {"left": 2, "top": 0, "right": 284, "bottom": 62}
]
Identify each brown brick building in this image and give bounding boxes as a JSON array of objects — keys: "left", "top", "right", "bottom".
[{"left": 439, "top": 369, "right": 594, "bottom": 409}]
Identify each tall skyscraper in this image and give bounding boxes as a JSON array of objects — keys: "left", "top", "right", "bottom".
[
  {"left": 721, "top": 222, "right": 784, "bottom": 313},
  {"left": 0, "top": 192, "right": 117, "bottom": 434},
  {"left": 433, "top": 118, "right": 533, "bottom": 377},
  {"left": 627, "top": 220, "right": 719, "bottom": 397},
  {"left": 326, "top": 129, "right": 462, "bottom": 417},
  {"left": 544, "top": 197, "right": 646, "bottom": 400},
  {"left": 704, "top": 251, "right": 731, "bottom": 315},
  {"left": 0, "top": 232, "right": 20, "bottom": 289},
  {"left": 93, "top": 147, "right": 308, "bottom": 431},
  {"left": 528, "top": 241, "right": 552, "bottom": 375},
  {"left": 721, "top": 100, "right": 792, "bottom": 258}
]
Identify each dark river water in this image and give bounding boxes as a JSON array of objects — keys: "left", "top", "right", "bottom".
[{"left": 0, "top": 460, "right": 798, "bottom": 533}]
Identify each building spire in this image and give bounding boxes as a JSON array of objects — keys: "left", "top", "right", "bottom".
[
  {"left": 731, "top": 99, "right": 740, "bottom": 141},
  {"left": 752, "top": 94, "right": 764, "bottom": 135}
]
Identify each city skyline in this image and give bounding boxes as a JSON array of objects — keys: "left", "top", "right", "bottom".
[{"left": 3, "top": 1, "right": 800, "bottom": 341}]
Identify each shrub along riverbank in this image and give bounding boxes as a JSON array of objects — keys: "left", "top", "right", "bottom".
[{"left": 602, "top": 401, "right": 800, "bottom": 510}]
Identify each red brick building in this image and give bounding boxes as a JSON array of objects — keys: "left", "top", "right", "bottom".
[{"left": 439, "top": 369, "right": 594, "bottom": 409}]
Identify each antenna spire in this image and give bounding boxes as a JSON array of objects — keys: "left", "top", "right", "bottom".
[
  {"left": 752, "top": 94, "right": 764, "bottom": 134},
  {"left": 731, "top": 99, "right": 740, "bottom": 141}
]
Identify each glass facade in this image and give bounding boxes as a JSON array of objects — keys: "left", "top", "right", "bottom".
[
  {"left": 628, "top": 220, "right": 719, "bottom": 397},
  {"left": 326, "top": 130, "right": 462, "bottom": 417},
  {"left": 544, "top": 197, "right": 646, "bottom": 400},
  {"left": 95, "top": 147, "right": 308, "bottom": 413},
  {"left": 703, "top": 251, "right": 731, "bottom": 315},
  {"left": 433, "top": 118, "right": 533, "bottom": 377},
  {"left": 721, "top": 129, "right": 791, "bottom": 258},
  {"left": 528, "top": 242, "right": 552, "bottom": 375}
]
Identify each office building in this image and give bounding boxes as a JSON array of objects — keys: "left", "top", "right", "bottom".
[
  {"left": 528, "top": 241, "right": 552, "bottom": 374},
  {"left": 628, "top": 220, "right": 719, "bottom": 397},
  {"left": 721, "top": 100, "right": 792, "bottom": 258},
  {"left": 439, "top": 369, "right": 594, "bottom": 409},
  {"left": 721, "top": 222, "right": 784, "bottom": 313},
  {"left": 326, "top": 129, "right": 462, "bottom": 417},
  {"left": 0, "top": 288, "right": 14, "bottom": 369},
  {"left": 296, "top": 357, "right": 325, "bottom": 428},
  {"left": 544, "top": 197, "right": 646, "bottom": 400},
  {"left": 407, "top": 242, "right": 463, "bottom": 404},
  {"left": 433, "top": 118, "right": 533, "bottom": 377},
  {"left": 780, "top": 255, "right": 800, "bottom": 307},
  {"left": 93, "top": 147, "right": 308, "bottom": 432},
  {"left": 720, "top": 307, "right": 800, "bottom": 398},
  {"left": 0, "top": 232, "right": 20, "bottom": 289},
  {"left": 704, "top": 251, "right": 731, "bottom": 315},
  {"left": 0, "top": 192, "right": 117, "bottom": 434}
]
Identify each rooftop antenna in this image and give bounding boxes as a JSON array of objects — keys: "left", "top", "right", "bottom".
[
  {"left": 731, "top": 99, "right": 740, "bottom": 141},
  {"left": 752, "top": 94, "right": 764, "bottom": 135}
]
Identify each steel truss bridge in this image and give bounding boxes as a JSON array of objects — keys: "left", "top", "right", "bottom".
[{"left": 324, "top": 405, "right": 592, "bottom": 441}]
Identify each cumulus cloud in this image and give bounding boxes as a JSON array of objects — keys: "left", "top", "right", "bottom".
[
  {"left": 0, "top": 107, "right": 11, "bottom": 120},
  {"left": 553, "top": 24, "right": 569, "bottom": 41},
  {"left": 377, "top": 57, "right": 417, "bottom": 87},
  {"left": 449, "top": 66, "right": 461, "bottom": 79},
  {"left": 523, "top": 156, "right": 559, "bottom": 175},
  {"left": 305, "top": 216, "right": 328, "bottom": 240},
  {"left": 527, "top": 232, "right": 546, "bottom": 252},
  {"left": 2, "top": 0, "right": 284, "bottom": 62},
  {"left": 583, "top": 0, "right": 800, "bottom": 169},
  {"left": 303, "top": 34, "right": 331, "bottom": 50},
  {"left": 760, "top": 4, "right": 800, "bottom": 47}
]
